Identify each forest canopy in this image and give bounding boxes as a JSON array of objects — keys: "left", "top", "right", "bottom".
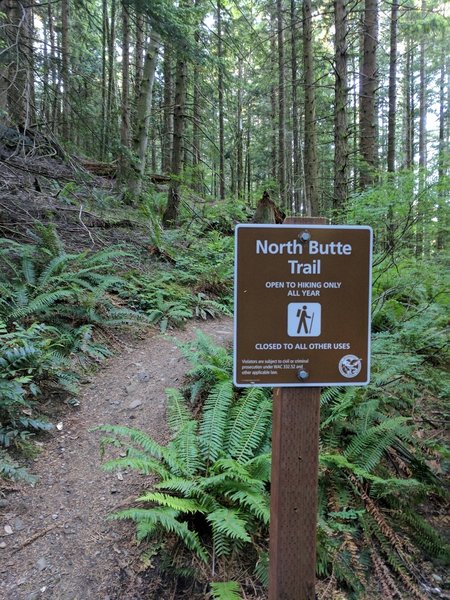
[{"left": 0, "top": 0, "right": 448, "bottom": 227}]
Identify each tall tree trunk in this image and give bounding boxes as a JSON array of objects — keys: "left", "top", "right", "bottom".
[
  {"left": 1, "top": 0, "right": 34, "bottom": 128},
  {"left": 0, "top": 3, "right": 9, "bottom": 119},
  {"left": 42, "top": 9, "right": 50, "bottom": 123},
  {"left": 237, "top": 58, "right": 244, "bottom": 199},
  {"left": 192, "top": 58, "right": 202, "bottom": 192},
  {"left": 118, "top": 1, "right": 131, "bottom": 178},
  {"left": 46, "top": 1, "right": 58, "bottom": 134},
  {"left": 270, "top": 16, "right": 278, "bottom": 183},
  {"left": 404, "top": 40, "right": 413, "bottom": 170},
  {"left": 386, "top": 0, "right": 398, "bottom": 173},
  {"left": 436, "top": 46, "right": 447, "bottom": 251},
  {"left": 418, "top": 1, "right": 426, "bottom": 173},
  {"left": 359, "top": 0, "right": 378, "bottom": 188},
  {"left": 290, "top": 0, "right": 300, "bottom": 213},
  {"left": 192, "top": 0, "right": 202, "bottom": 193},
  {"left": 217, "top": 0, "right": 225, "bottom": 199},
  {"left": 163, "top": 42, "right": 188, "bottom": 225},
  {"left": 416, "top": 0, "right": 427, "bottom": 256},
  {"left": 135, "top": 13, "right": 144, "bottom": 97},
  {"left": 120, "top": 1, "right": 130, "bottom": 151},
  {"left": 162, "top": 46, "right": 173, "bottom": 173},
  {"left": 25, "top": 1, "right": 36, "bottom": 125},
  {"left": 106, "top": 0, "right": 117, "bottom": 155},
  {"left": 333, "top": 0, "right": 349, "bottom": 209},
  {"left": 246, "top": 108, "right": 251, "bottom": 202},
  {"left": 303, "top": 0, "right": 319, "bottom": 215},
  {"left": 277, "top": 0, "right": 286, "bottom": 208},
  {"left": 128, "top": 33, "right": 160, "bottom": 197},
  {"left": 351, "top": 52, "right": 358, "bottom": 191},
  {"left": 101, "top": 0, "right": 108, "bottom": 158},
  {"left": 61, "top": 0, "right": 70, "bottom": 140}
]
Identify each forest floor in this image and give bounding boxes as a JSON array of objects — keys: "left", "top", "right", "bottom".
[{"left": 0, "top": 318, "right": 234, "bottom": 600}]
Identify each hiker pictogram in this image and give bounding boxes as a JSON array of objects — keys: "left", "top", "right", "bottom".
[{"left": 288, "top": 303, "right": 321, "bottom": 337}]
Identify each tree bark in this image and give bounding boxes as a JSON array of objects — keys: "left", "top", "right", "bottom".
[
  {"left": 100, "top": 0, "right": 108, "bottom": 158},
  {"left": 404, "top": 40, "right": 413, "bottom": 170},
  {"left": 163, "top": 40, "right": 188, "bottom": 226},
  {"left": 276, "top": 0, "right": 286, "bottom": 208},
  {"left": 0, "top": 2, "right": 8, "bottom": 118},
  {"left": 192, "top": 0, "right": 202, "bottom": 192},
  {"left": 436, "top": 45, "right": 448, "bottom": 251},
  {"left": 270, "top": 14, "right": 278, "bottom": 184},
  {"left": 129, "top": 33, "right": 160, "bottom": 197},
  {"left": 120, "top": 1, "right": 130, "bottom": 151},
  {"left": 162, "top": 45, "right": 174, "bottom": 173},
  {"left": 217, "top": 0, "right": 225, "bottom": 200},
  {"left": 333, "top": 0, "right": 349, "bottom": 209},
  {"left": 386, "top": 0, "right": 398, "bottom": 172},
  {"left": 418, "top": 0, "right": 426, "bottom": 172},
  {"left": 61, "top": 0, "right": 70, "bottom": 140},
  {"left": 416, "top": 0, "right": 427, "bottom": 256},
  {"left": 359, "top": 0, "right": 378, "bottom": 188},
  {"left": 1, "top": 0, "right": 35, "bottom": 128},
  {"left": 303, "top": 0, "right": 319, "bottom": 216},
  {"left": 106, "top": 0, "right": 117, "bottom": 155},
  {"left": 290, "top": 0, "right": 300, "bottom": 213},
  {"left": 135, "top": 13, "right": 144, "bottom": 98},
  {"left": 237, "top": 58, "right": 244, "bottom": 199}
]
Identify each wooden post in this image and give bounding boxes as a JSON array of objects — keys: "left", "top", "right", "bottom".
[{"left": 268, "top": 216, "right": 326, "bottom": 600}]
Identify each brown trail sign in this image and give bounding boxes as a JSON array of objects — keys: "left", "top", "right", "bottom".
[
  {"left": 233, "top": 219, "right": 372, "bottom": 599},
  {"left": 233, "top": 223, "right": 372, "bottom": 387}
]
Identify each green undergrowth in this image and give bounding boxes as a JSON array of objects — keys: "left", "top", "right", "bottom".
[
  {"left": 119, "top": 227, "right": 234, "bottom": 331},
  {"left": 0, "top": 225, "right": 141, "bottom": 480},
  {"left": 98, "top": 254, "right": 449, "bottom": 598},
  {"left": 0, "top": 198, "right": 240, "bottom": 481}
]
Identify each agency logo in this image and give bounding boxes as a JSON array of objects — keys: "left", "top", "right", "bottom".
[{"left": 338, "top": 354, "right": 362, "bottom": 378}]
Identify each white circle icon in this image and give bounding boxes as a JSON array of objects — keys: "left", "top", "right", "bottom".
[{"left": 339, "top": 355, "right": 362, "bottom": 378}]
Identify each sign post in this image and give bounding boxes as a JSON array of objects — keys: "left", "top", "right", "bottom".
[{"left": 233, "top": 217, "right": 372, "bottom": 599}]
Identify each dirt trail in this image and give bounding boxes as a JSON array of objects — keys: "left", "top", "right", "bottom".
[{"left": 0, "top": 319, "right": 233, "bottom": 600}]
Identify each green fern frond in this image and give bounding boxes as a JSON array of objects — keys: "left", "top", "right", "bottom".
[
  {"left": 212, "top": 527, "right": 233, "bottom": 557},
  {"left": 224, "top": 486, "right": 270, "bottom": 524},
  {"left": 95, "top": 424, "right": 191, "bottom": 477},
  {"left": 37, "top": 253, "right": 70, "bottom": 287},
  {"left": 233, "top": 398, "right": 272, "bottom": 464},
  {"left": 32, "top": 223, "right": 64, "bottom": 257},
  {"left": 244, "top": 453, "right": 271, "bottom": 482},
  {"left": 345, "top": 417, "right": 412, "bottom": 472},
  {"left": 137, "top": 492, "right": 206, "bottom": 514},
  {"left": 207, "top": 508, "right": 251, "bottom": 543},
  {"left": 95, "top": 424, "right": 170, "bottom": 464},
  {"left": 0, "top": 449, "right": 37, "bottom": 483},
  {"left": 255, "top": 551, "right": 269, "bottom": 586},
  {"left": 155, "top": 477, "right": 202, "bottom": 495},
  {"left": 321, "top": 386, "right": 343, "bottom": 406},
  {"left": 8, "top": 290, "right": 74, "bottom": 320},
  {"left": 101, "top": 455, "right": 171, "bottom": 479},
  {"left": 112, "top": 507, "right": 208, "bottom": 560},
  {"left": 398, "top": 509, "right": 450, "bottom": 560},
  {"left": 209, "top": 581, "right": 242, "bottom": 600},
  {"left": 225, "top": 387, "right": 267, "bottom": 457},
  {"left": 170, "top": 421, "right": 203, "bottom": 476},
  {"left": 199, "top": 379, "right": 234, "bottom": 464},
  {"left": 166, "top": 388, "right": 192, "bottom": 436},
  {"left": 21, "top": 256, "right": 36, "bottom": 285}
]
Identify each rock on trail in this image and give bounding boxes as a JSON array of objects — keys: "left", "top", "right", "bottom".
[{"left": 0, "top": 319, "right": 233, "bottom": 600}]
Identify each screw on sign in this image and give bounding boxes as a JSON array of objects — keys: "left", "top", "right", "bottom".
[{"left": 233, "top": 219, "right": 372, "bottom": 600}]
